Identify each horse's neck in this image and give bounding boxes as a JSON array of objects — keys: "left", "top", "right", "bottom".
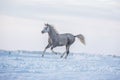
[{"left": 48, "top": 28, "right": 59, "bottom": 42}]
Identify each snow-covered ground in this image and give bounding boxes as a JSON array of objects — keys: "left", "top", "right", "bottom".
[{"left": 0, "top": 50, "right": 120, "bottom": 80}]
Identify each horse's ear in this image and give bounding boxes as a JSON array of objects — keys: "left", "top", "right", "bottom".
[
  {"left": 44, "top": 23, "right": 47, "bottom": 26},
  {"left": 44, "top": 23, "right": 48, "bottom": 26}
]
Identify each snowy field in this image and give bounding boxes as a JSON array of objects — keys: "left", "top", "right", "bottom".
[{"left": 0, "top": 50, "right": 120, "bottom": 80}]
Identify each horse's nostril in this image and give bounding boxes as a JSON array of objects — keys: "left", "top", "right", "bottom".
[{"left": 41, "top": 31, "right": 44, "bottom": 33}]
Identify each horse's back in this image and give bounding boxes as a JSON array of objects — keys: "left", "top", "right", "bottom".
[{"left": 60, "top": 33, "right": 75, "bottom": 45}]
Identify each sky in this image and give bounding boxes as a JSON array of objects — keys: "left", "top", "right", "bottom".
[{"left": 0, "top": 0, "right": 120, "bottom": 55}]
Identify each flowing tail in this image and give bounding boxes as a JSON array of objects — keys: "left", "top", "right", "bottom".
[{"left": 75, "top": 34, "right": 86, "bottom": 45}]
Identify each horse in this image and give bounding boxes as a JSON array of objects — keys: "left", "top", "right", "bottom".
[{"left": 41, "top": 23, "right": 85, "bottom": 58}]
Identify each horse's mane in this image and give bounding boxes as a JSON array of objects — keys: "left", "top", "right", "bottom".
[{"left": 47, "top": 24, "right": 59, "bottom": 34}]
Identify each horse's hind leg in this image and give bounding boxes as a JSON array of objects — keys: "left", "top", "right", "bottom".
[
  {"left": 42, "top": 43, "right": 51, "bottom": 57},
  {"left": 60, "top": 46, "right": 67, "bottom": 58},
  {"left": 64, "top": 45, "right": 70, "bottom": 59},
  {"left": 60, "top": 51, "right": 66, "bottom": 58}
]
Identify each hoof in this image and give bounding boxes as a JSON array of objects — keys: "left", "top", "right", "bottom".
[
  {"left": 60, "top": 56, "right": 63, "bottom": 58},
  {"left": 42, "top": 55, "right": 44, "bottom": 57},
  {"left": 55, "top": 53, "right": 58, "bottom": 55}
]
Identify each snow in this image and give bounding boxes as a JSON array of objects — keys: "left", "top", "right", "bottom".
[{"left": 0, "top": 50, "right": 120, "bottom": 80}]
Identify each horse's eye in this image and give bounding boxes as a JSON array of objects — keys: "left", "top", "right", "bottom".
[{"left": 46, "top": 27, "right": 49, "bottom": 29}]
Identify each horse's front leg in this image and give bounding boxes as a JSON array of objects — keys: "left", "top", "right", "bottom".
[
  {"left": 51, "top": 46, "right": 57, "bottom": 54},
  {"left": 42, "top": 43, "right": 51, "bottom": 57}
]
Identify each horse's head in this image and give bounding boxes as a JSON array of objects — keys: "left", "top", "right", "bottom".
[{"left": 41, "top": 23, "right": 50, "bottom": 34}]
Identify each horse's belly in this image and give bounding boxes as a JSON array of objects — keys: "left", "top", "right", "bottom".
[
  {"left": 58, "top": 38, "right": 67, "bottom": 46},
  {"left": 58, "top": 42, "right": 66, "bottom": 46}
]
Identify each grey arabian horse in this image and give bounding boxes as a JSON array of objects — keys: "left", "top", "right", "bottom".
[{"left": 41, "top": 23, "right": 85, "bottom": 58}]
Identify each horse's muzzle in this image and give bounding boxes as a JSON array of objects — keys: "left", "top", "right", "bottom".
[{"left": 41, "top": 31, "right": 45, "bottom": 34}]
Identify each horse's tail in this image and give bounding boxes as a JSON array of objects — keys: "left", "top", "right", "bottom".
[{"left": 74, "top": 34, "right": 86, "bottom": 45}]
